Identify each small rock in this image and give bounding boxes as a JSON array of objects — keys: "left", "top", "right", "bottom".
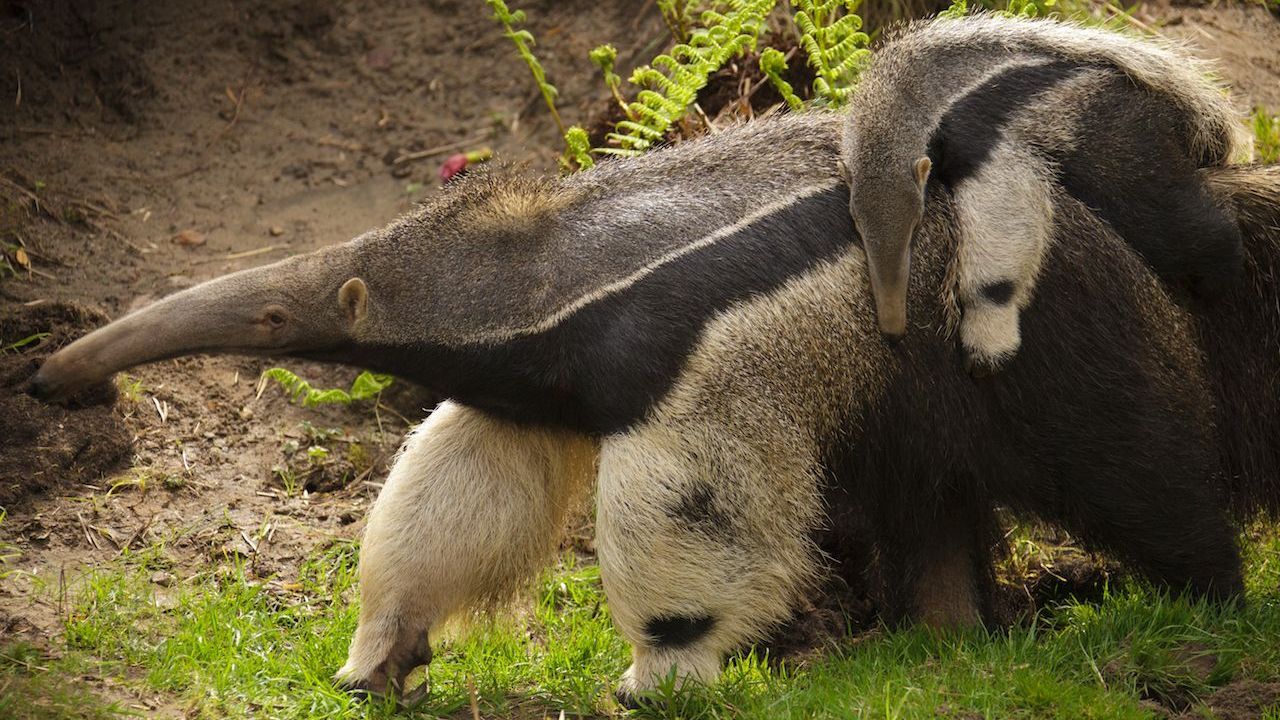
[
  {"left": 239, "top": 406, "right": 254, "bottom": 421},
  {"left": 365, "top": 45, "right": 396, "bottom": 71},
  {"left": 269, "top": 225, "right": 285, "bottom": 237},
  {"left": 391, "top": 164, "right": 413, "bottom": 179},
  {"left": 150, "top": 571, "right": 174, "bottom": 587},
  {"left": 171, "top": 229, "right": 205, "bottom": 247}
]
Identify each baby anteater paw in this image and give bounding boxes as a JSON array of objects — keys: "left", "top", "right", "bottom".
[{"left": 959, "top": 285, "right": 1022, "bottom": 377}]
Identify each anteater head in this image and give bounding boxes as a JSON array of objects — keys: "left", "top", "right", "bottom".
[
  {"left": 28, "top": 244, "right": 370, "bottom": 403},
  {"left": 28, "top": 172, "right": 575, "bottom": 406},
  {"left": 848, "top": 155, "right": 932, "bottom": 338}
]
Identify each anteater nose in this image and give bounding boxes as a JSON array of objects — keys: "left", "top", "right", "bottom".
[{"left": 26, "top": 372, "right": 54, "bottom": 400}]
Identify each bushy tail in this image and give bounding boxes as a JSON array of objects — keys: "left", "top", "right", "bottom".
[
  {"left": 1197, "top": 164, "right": 1280, "bottom": 516},
  {"left": 887, "top": 14, "right": 1250, "bottom": 165}
]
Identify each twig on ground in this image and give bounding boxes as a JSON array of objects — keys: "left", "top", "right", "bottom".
[
  {"left": 316, "top": 135, "right": 367, "bottom": 152},
  {"left": 375, "top": 401, "right": 413, "bottom": 428},
  {"left": 220, "top": 245, "right": 286, "bottom": 261},
  {"left": 214, "top": 84, "right": 248, "bottom": 142},
  {"left": 152, "top": 396, "right": 169, "bottom": 423},
  {"left": 77, "top": 512, "right": 99, "bottom": 550},
  {"left": 393, "top": 134, "right": 491, "bottom": 165},
  {"left": 71, "top": 198, "right": 118, "bottom": 219},
  {"left": 117, "top": 515, "right": 156, "bottom": 556}
]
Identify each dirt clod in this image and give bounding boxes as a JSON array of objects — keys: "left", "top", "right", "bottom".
[
  {"left": 1174, "top": 680, "right": 1280, "bottom": 720},
  {"left": 0, "top": 302, "right": 132, "bottom": 508}
]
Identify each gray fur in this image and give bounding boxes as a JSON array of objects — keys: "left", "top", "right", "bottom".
[
  {"left": 842, "top": 13, "right": 1245, "bottom": 342},
  {"left": 29, "top": 113, "right": 843, "bottom": 402}
]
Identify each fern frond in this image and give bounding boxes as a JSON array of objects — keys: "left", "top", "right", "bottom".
[
  {"left": 760, "top": 47, "right": 803, "bottom": 111},
  {"left": 606, "top": 0, "right": 779, "bottom": 153},
  {"left": 590, "top": 44, "right": 632, "bottom": 118},
  {"left": 261, "top": 368, "right": 394, "bottom": 408},
  {"left": 486, "top": 0, "right": 565, "bottom": 136},
  {"left": 561, "top": 126, "right": 596, "bottom": 171},
  {"left": 792, "top": 0, "right": 872, "bottom": 106}
]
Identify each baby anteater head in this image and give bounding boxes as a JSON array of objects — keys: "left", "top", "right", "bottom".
[{"left": 847, "top": 154, "right": 932, "bottom": 338}]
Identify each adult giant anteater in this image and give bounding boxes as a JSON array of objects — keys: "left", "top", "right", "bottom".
[{"left": 29, "top": 113, "right": 1280, "bottom": 703}]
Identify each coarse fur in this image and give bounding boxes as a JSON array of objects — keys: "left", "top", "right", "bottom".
[
  {"left": 842, "top": 13, "right": 1246, "bottom": 345},
  {"left": 335, "top": 401, "right": 597, "bottom": 700},
  {"left": 931, "top": 61, "right": 1245, "bottom": 370},
  {"left": 28, "top": 113, "right": 1280, "bottom": 702},
  {"left": 1197, "top": 165, "right": 1280, "bottom": 517}
]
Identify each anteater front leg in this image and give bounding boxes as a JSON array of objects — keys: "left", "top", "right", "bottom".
[
  {"left": 953, "top": 148, "right": 1055, "bottom": 375},
  {"left": 336, "top": 401, "right": 594, "bottom": 700},
  {"left": 596, "top": 420, "right": 823, "bottom": 705}
]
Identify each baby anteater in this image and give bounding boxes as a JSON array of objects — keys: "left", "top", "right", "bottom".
[{"left": 842, "top": 14, "right": 1246, "bottom": 371}]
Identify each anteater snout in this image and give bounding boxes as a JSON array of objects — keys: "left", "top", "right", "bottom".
[
  {"left": 25, "top": 372, "right": 54, "bottom": 400},
  {"left": 25, "top": 361, "right": 117, "bottom": 407}
]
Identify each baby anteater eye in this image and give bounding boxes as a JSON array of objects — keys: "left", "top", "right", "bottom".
[{"left": 264, "top": 310, "right": 288, "bottom": 328}]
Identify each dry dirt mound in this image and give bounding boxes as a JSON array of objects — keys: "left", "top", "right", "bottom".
[
  {"left": 0, "top": 302, "right": 131, "bottom": 509},
  {"left": 1163, "top": 679, "right": 1280, "bottom": 720}
]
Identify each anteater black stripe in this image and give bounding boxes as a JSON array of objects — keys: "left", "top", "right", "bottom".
[
  {"left": 928, "top": 60, "right": 1087, "bottom": 187},
  {"left": 645, "top": 614, "right": 716, "bottom": 649},
  {"left": 980, "top": 280, "right": 1016, "bottom": 305},
  {"left": 329, "top": 185, "right": 856, "bottom": 435}
]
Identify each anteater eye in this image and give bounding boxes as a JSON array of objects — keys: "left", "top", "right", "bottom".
[{"left": 265, "top": 311, "right": 287, "bottom": 328}]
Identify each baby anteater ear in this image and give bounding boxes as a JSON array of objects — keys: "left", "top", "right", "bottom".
[
  {"left": 914, "top": 156, "right": 932, "bottom": 188},
  {"left": 339, "top": 277, "right": 369, "bottom": 325}
]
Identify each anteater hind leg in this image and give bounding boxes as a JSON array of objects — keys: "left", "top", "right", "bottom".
[
  {"left": 336, "top": 401, "right": 594, "bottom": 698},
  {"left": 1060, "top": 469, "right": 1243, "bottom": 603},
  {"left": 596, "top": 422, "right": 823, "bottom": 705},
  {"left": 869, "top": 486, "right": 998, "bottom": 629},
  {"left": 1173, "top": 186, "right": 1245, "bottom": 301},
  {"left": 953, "top": 149, "right": 1055, "bottom": 375}
]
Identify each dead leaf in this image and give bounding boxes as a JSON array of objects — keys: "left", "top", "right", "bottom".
[
  {"left": 171, "top": 229, "right": 205, "bottom": 247},
  {"left": 13, "top": 247, "right": 30, "bottom": 268},
  {"left": 365, "top": 46, "right": 396, "bottom": 71}
]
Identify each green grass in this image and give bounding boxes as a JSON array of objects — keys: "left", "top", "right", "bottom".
[
  {"left": 4, "top": 526, "right": 1280, "bottom": 719},
  {"left": 0, "top": 642, "right": 136, "bottom": 720},
  {"left": 1254, "top": 108, "right": 1280, "bottom": 164}
]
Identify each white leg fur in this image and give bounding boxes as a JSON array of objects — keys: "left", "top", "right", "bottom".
[
  {"left": 336, "top": 401, "right": 595, "bottom": 693},
  {"left": 953, "top": 144, "right": 1056, "bottom": 370},
  {"left": 596, "top": 420, "right": 823, "bottom": 699}
]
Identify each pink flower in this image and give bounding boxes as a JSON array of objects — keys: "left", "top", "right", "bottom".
[
  {"left": 439, "top": 148, "right": 493, "bottom": 184},
  {"left": 439, "top": 154, "right": 470, "bottom": 184}
]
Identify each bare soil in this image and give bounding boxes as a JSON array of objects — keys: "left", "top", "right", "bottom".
[
  {"left": 0, "top": 0, "right": 666, "bottom": 681},
  {"left": 1158, "top": 679, "right": 1280, "bottom": 719},
  {"left": 1, "top": 0, "right": 1278, "bottom": 713}
]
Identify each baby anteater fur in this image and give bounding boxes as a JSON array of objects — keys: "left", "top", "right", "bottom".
[
  {"left": 842, "top": 14, "right": 1246, "bottom": 365},
  {"left": 29, "top": 114, "right": 1280, "bottom": 703},
  {"left": 928, "top": 59, "right": 1245, "bottom": 371}
]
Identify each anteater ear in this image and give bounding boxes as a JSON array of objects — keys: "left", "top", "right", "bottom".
[
  {"left": 338, "top": 277, "right": 368, "bottom": 325},
  {"left": 914, "top": 156, "right": 932, "bottom": 188}
]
